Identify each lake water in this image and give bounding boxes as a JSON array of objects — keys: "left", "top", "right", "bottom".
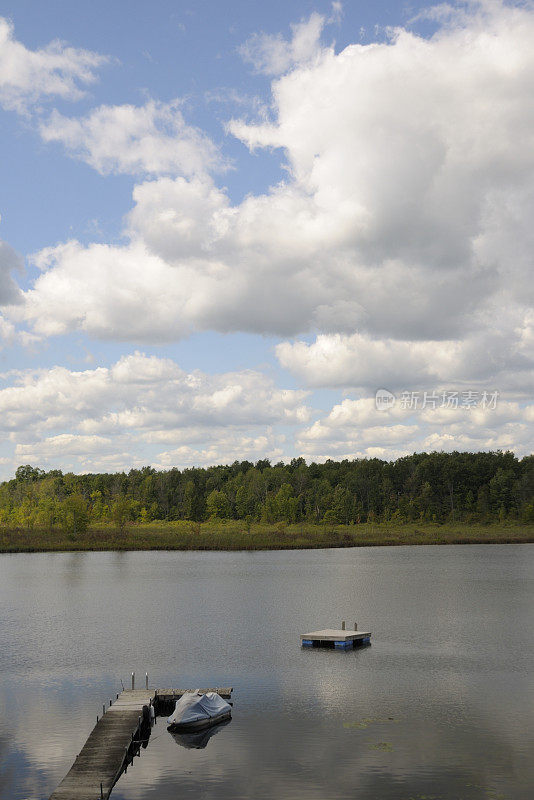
[{"left": 0, "top": 545, "right": 532, "bottom": 800}]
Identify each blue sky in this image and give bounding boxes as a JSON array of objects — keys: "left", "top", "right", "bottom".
[{"left": 0, "top": 0, "right": 533, "bottom": 478}]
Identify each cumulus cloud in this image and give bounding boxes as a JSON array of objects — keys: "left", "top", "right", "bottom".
[
  {"left": 296, "top": 395, "right": 534, "bottom": 462},
  {"left": 0, "top": 352, "right": 309, "bottom": 474},
  {"left": 40, "top": 100, "right": 224, "bottom": 177},
  {"left": 0, "top": 16, "right": 107, "bottom": 112},
  {"left": 7, "top": 0, "right": 533, "bottom": 368},
  {"left": 155, "top": 432, "right": 286, "bottom": 469},
  {"left": 20, "top": 239, "right": 211, "bottom": 341},
  {"left": 276, "top": 322, "right": 534, "bottom": 394}
]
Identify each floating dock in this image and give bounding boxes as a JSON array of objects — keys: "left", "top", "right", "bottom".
[
  {"left": 301, "top": 625, "right": 371, "bottom": 649},
  {"left": 49, "top": 686, "right": 233, "bottom": 800}
]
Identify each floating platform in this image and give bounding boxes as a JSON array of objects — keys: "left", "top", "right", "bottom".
[{"left": 301, "top": 628, "right": 371, "bottom": 649}]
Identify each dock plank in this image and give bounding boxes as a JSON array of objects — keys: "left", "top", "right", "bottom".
[
  {"left": 155, "top": 687, "right": 233, "bottom": 700},
  {"left": 301, "top": 629, "right": 371, "bottom": 641},
  {"left": 49, "top": 690, "right": 153, "bottom": 800}
]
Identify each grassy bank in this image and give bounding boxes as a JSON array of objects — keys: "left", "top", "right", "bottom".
[{"left": 0, "top": 520, "right": 533, "bottom": 553}]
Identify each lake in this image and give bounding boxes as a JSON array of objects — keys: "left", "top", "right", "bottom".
[{"left": 0, "top": 545, "right": 532, "bottom": 799}]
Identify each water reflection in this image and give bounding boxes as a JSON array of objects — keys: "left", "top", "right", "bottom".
[
  {"left": 170, "top": 719, "right": 232, "bottom": 750},
  {"left": 116, "top": 714, "right": 153, "bottom": 788},
  {"left": 114, "top": 706, "right": 526, "bottom": 800},
  {"left": 0, "top": 735, "right": 12, "bottom": 795}
]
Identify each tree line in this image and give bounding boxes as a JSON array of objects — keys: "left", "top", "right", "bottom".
[{"left": 1, "top": 451, "right": 533, "bottom": 534}]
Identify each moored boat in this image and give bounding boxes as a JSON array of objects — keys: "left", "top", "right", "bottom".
[{"left": 166, "top": 690, "right": 232, "bottom": 731}]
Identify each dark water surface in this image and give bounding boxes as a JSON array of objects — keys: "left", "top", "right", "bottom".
[{"left": 0, "top": 545, "right": 532, "bottom": 800}]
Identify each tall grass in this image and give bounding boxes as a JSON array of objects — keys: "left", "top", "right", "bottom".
[{"left": 0, "top": 520, "right": 533, "bottom": 553}]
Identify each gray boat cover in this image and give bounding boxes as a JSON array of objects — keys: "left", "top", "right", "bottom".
[{"left": 167, "top": 691, "right": 231, "bottom": 726}]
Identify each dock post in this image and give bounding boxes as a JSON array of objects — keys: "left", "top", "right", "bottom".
[
  {"left": 100, "top": 782, "right": 104, "bottom": 799},
  {"left": 341, "top": 620, "right": 346, "bottom": 630},
  {"left": 354, "top": 623, "right": 358, "bottom": 630},
  {"left": 131, "top": 672, "right": 135, "bottom": 690},
  {"left": 103, "top": 704, "right": 106, "bottom": 717},
  {"left": 145, "top": 672, "right": 148, "bottom": 690}
]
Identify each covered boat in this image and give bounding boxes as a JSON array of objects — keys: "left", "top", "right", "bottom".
[{"left": 167, "top": 691, "right": 232, "bottom": 731}]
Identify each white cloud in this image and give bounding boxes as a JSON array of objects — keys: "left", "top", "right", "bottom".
[
  {"left": 0, "top": 238, "right": 23, "bottom": 349},
  {"left": 296, "top": 395, "right": 534, "bottom": 462},
  {"left": 0, "top": 352, "right": 309, "bottom": 475},
  {"left": 0, "top": 314, "right": 15, "bottom": 344},
  {"left": 155, "top": 432, "right": 285, "bottom": 469},
  {"left": 16, "top": 434, "right": 114, "bottom": 460},
  {"left": 330, "top": 2, "right": 343, "bottom": 25},
  {"left": 0, "top": 238, "right": 23, "bottom": 304},
  {"left": 20, "top": 241, "right": 190, "bottom": 341},
  {"left": 0, "top": 351, "right": 310, "bottom": 432},
  {"left": 276, "top": 321, "right": 534, "bottom": 394},
  {"left": 8, "top": 0, "right": 533, "bottom": 365},
  {"left": 0, "top": 17, "right": 107, "bottom": 112},
  {"left": 40, "top": 100, "right": 224, "bottom": 177},
  {"left": 239, "top": 12, "right": 326, "bottom": 76}
]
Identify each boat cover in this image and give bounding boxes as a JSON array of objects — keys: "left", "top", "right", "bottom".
[{"left": 167, "top": 691, "right": 231, "bottom": 726}]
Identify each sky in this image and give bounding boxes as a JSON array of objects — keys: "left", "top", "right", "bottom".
[{"left": 0, "top": 0, "right": 533, "bottom": 479}]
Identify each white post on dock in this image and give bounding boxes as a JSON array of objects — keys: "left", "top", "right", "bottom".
[
  {"left": 341, "top": 620, "right": 346, "bottom": 630},
  {"left": 145, "top": 672, "right": 149, "bottom": 690},
  {"left": 131, "top": 671, "right": 135, "bottom": 690}
]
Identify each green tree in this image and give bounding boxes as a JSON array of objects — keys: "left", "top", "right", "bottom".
[
  {"left": 330, "top": 486, "right": 353, "bottom": 524},
  {"left": 273, "top": 484, "right": 298, "bottom": 523},
  {"left": 35, "top": 497, "right": 57, "bottom": 529},
  {"left": 58, "top": 494, "right": 89, "bottom": 535},
  {"left": 111, "top": 496, "right": 136, "bottom": 532},
  {"left": 15, "top": 465, "right": 45, "bottom": 483},
  {"left": 206, "top": 490, "right": 231, "bottom": 519}
]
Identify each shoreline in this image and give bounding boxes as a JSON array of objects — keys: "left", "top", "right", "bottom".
[{"left": 1, "top": 521, "right": 533, "bottom": 553}]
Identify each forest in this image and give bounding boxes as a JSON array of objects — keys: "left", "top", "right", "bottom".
[{"left": 1, "top": 450, "right": 534, "bottom": 535}]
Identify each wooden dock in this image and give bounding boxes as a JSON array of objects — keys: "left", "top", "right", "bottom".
[
  {"left": 155, "top": 687, "right": 232, "bottom": 704},
  {"left": 49, "top": 687, "right": 233, "bottom": 800},
  {"left": 301, "top": 627, "right": 372, "bottom": 649}
]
